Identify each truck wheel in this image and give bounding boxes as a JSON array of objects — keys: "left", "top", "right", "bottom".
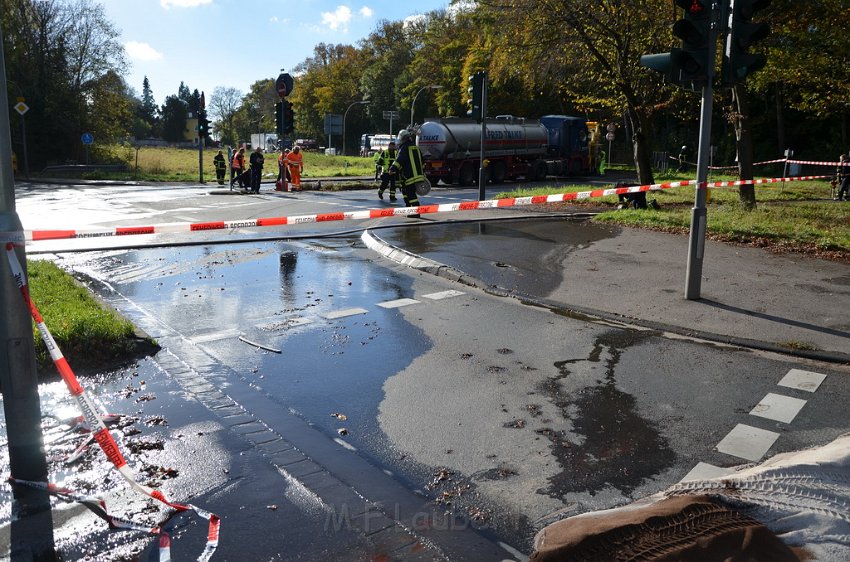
[
  {"left": 459, "top": 163, "right": 475, "bottom": 186},
  {"left": 427, "top": 175, "right": 440, "bottom": 186},
  {"left": 490, "top": 161, "right": 506, "bottom": 184},
  {"left": 533, "top": 160, "right": 548, "bottom": 181}
]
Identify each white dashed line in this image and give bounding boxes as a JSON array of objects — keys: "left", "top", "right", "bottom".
[
  {"left": 323, "top": 307, "right": 369, "bottom": 320},
  {"left": 716, "top": 423, "right": 780, "bottom": 462},
  {"left": 778, "top": 368, "right": 827, "bottom": 392},
  {"left": 749, "top": 392, "right": 808, "bottom": 424},
  {"left": 422, "top": 290, "right": 465, "bottom": 300},
  {"left": 377, "top": 298, "right": 420, "bottom": 309},
  {"left": 680, "top": 462, "right": 736, "bottom": 482}
]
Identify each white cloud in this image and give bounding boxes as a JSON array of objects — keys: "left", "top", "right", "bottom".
[
  {"left": 160, "top": 0, "right": 212, "bottom": 8},
  {"left": 124, "top": 41, "right": 163, "bottom": 61},
  {"left": 403, "top": 14, "right": 426, "bottom": 28},
  {"left": 359, "top": 6, "right": 373, "bottom": 18},
  {"left": 321, "top": 5, "right": 353, "bottom": 31}
]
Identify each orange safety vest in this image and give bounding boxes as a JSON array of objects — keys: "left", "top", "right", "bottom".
[
  {"left": 286, "top": 151, "right": 303, "bottom": 170},
  {"left": 232, "top": 153, "right": 245, "bottom": 169}
]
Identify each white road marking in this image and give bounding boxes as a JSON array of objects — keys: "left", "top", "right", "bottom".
[
  {"left": 323, "top": 308, "right": 369, "bottom": 319},
  {"left": 778, "top": 368, "right": 827, "bottom": 392},
  {"left": 377, "top": 298, "right": 421, "bottom": 309},
  {"left": 716, "top": 423, "right": 780, "bottom": 462},
  {"left": 422, "top": 290, "right": 465, "bottom": 300},
  {"left": 680, "top": 462, "right": 736, "bottom": 482},
  {"left": 750, "top": 392, "right": 808, "bottom": 424}
]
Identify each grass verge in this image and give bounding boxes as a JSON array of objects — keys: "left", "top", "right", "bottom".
[
  {"left": 27, "top": 259, "right": 159, "bottom": 376},
  {"left": 498, "top": 178, "right": 850, "bottom": 260}
]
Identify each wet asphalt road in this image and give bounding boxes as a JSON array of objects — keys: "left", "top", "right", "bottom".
[{"left": 3, "top": 181, "right": 850, "bottom": 559}]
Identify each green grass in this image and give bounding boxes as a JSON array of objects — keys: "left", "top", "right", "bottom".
[
  {"left": 74, "top": 144, "right": 375, "bottom": 182},
  {"left": 27, "top": 259, "right": 154, "bottom": 374},
  {"left": 497, "top": 177, "right": 850, "bottom": 254}
]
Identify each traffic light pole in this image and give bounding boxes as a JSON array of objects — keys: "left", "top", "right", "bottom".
[
  {"left": 0, "top": 22, "right": 52, "bottom": 525},
  {"left": 477, "top": 73, "right": 487, "bottom": 202},
  {"left": 684, "top": 2, "right": 722, "bottom": 300}
]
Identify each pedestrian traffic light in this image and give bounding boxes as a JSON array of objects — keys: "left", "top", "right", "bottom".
[
  {"left": 197, "top": 109, "right": 211, "bottom": 138},
  {"left": 722, "top": 0, "right": 770, "bottom": 85},
  {"left": 640, "top": 0, "right": 713, "bottom": 91},
  {"left": 275, "top": 101, "right": 284, "bottom": 136},
  {"left": 466, "top": 72, "right": 485, "bottom": 123},
  {"left": 284, "top": 101, "right": 295, "bottom": 135}
]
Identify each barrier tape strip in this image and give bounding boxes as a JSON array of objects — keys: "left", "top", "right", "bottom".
[
  {"left": 673, "top": 155, "right": 848, "bottom": 169},
  {"left": 4, "top": 243, "right": 220, "bottom": 561},
  {"left": 10, "top": 175, "right": 832, "bottom": 243}
]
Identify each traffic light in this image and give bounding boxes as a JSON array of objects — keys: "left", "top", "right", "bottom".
[
  {"left": 640, "top": 0, "right": 713, "bottom": 91},
  {"left": 722, "top": 0, "right": 770, "bottom": 85},
  {"left": 466, "top": 72, "right": 485, "bottom": 123},
  {"left": 284, "top": 101, "right": 294, "bottom": 134},
  {"left": 197, "top": 109, "right": 210, "bottom": 138},
  {"left": 275, "top": 101, "right": 284, "bottom": 136}
]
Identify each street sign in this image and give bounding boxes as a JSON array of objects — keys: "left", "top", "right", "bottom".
[
  {"left": 606, "top": 123, "right": 616, "bottom": 133},
  {"left": 13, "top": 102, "right": 29, "bottom": 115},
  {"left": 81, "top": 132, "right": 94, "bottom": 145},
  {"left": 382, "top": 110, "right": 399, "bottom": 120},
  {"left": 324, "top": 114, "right": 342, "bottom": 135}
]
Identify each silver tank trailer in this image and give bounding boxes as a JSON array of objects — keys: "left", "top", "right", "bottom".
[{"left": 418, "top": 118, "right": 549, "bottom": 160}]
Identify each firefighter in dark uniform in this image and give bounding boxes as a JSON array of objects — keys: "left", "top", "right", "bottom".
[
  {"left": 213, "top": 150, "right": 227, "bottom": 184},
  {"left": 377, "top": 140, "right": 398, "bottom": 201},
  {"left": 391, "top": 130, "right": 424, "bottom": 218},
  {"left": 837, "top": 152, "right": 850, "bottom": 201}
]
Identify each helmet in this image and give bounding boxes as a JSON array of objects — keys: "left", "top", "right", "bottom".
[{"left": 397, "top": 129, "right": 414, "bottom": 144}]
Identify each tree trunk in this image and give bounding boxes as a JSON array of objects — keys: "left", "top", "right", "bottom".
[
  {"left": 733, "top": 85, "right": 757, "bottom": 210},
  {"left": 628, "top": 107, "right": 655, "bottom": 186}
]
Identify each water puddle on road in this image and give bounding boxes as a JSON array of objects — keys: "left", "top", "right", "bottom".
[{"left": 538, "top": 329, "right": 676, "bottom": 498}]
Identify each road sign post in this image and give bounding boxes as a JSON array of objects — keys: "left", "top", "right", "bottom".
[
  {"left": 382, "top": 110, "right": 399, "bottom": 135},
  {"left": 14, "top": 99, "right": 29, "bottom": 177},
  {"left": 81, "top": 132, "right": 93, "bottom": 165}
]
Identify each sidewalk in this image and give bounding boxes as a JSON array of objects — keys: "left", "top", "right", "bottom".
[{"left": 369, "top": 214, "right": 850, "bottom": 364}]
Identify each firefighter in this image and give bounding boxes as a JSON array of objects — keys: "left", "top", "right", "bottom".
[
  {"left": 377, "top": 140, "right": 398, "bottom": 201},
  {"left": 249, "top": 146, "right": 264, "bottom": 193},
  {"left": 213, "top": 150, "right": 227, "bottom": 185},
  {"left": 391, "top": 130, "right": 424, "bottom": 218},
  {"left": 231, "top": 147, "right": 246, "bottom": 189},
  {"left": 276, "top": 147, "right": 290, "bottom": 191},
  {"left": 286, "top": 145, "right": 304, "bottom": 191}
]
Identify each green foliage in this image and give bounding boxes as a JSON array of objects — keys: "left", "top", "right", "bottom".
[{"left": 27, "top": 259, "right": 140, "bottom": 372}]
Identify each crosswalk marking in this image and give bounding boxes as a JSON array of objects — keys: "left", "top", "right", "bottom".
[
  {"left": 778, "top": 368, "right": 827, "bottom": 392},
  {"left": 422, "top": 290, "right": 465, "bottom": 300},
  {"left": 377, "top": 298, "right": 421, "bottom": 309},
  {"left": 322, "top": 307, "right": 369, "bottom": 320},
  {"left": 716, "top": 424, "right": 780, "bottom": 462},
  {"left": 749, "top": 392, "right": 808, "bottom": 424}
]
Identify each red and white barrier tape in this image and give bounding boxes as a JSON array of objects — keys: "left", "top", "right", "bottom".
[
  {"left": 4, "top": 243, "right": 220, "bottom": 561},
  {"left": 7, "top": 175, "right": 832, "bottom": 243}
]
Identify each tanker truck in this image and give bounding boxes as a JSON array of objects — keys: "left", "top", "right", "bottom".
[{"left": 417, "top": 115, "right": 592, "bottom": 186}]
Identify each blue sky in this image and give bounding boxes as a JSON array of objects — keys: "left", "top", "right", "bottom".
[{"left": 103, "top": 0, "right": 450, "bottom": 106}]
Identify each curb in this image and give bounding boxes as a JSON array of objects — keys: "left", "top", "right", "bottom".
[{"left": 360, "top": 230, "right": 850, "bottom": 366}]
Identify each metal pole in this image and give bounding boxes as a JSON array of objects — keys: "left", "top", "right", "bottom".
[
  {"left": 478, "top": 74, "right": 488, "bottom": 201},
  {"left": 198, "top": 126, "right": 203, "bottom": 183},
  {"left": 684, "top": 5, "right": 721, "bottom": 300},
  {"left": 0, "top": 21, "right": 52, "bottom": 516}
]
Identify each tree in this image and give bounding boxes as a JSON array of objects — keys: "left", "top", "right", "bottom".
[
  {"left": 140, "top": 76, "right": 158, "bottom": 124},
  {"left": 209, "top": 86, "right": 243, "bottom": 146},
  {"left": 160, "top": 95, "right": 188, "bottom": 143},
  {"left": 476, "top": 0, "right": 678, "bottom": 186}
]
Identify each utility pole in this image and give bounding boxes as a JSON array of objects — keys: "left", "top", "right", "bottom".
[{"left": 0, "top": 21, "right": 52, "bottom": 533}]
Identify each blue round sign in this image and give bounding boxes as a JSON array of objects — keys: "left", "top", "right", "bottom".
[{"left": 81, "top": 132, "right": 94, "bottom": 145}]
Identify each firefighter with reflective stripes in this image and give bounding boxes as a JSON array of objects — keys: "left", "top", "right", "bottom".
[
  {"left": 377, "top": 140, "right": 397, "bottom": 201},
  {"left": 391, "top": 130, "right": 425, "bottom": 218}
]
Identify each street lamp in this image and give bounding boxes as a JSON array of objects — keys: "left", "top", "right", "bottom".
[
  {"left": 342, "top": 100, "right": 370, "bottom": 156},
  {"left": 410, "top": 84, "right": 442, "bottom": 127}
]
